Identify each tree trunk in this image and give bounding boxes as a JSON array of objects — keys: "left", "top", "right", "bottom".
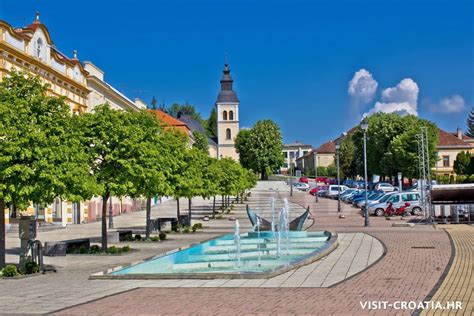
[
  {"left": 188, "top": 198, "right": 192, "bottom": 227},
  {"left": 212, "top": 196, "right": 216, "bottom": 218},
  {"left": 0, "top": 198, "right": 5, "bottom": 268},
  {"left": 101, "top": 192, "right": 110, "bottom": 251},
  {"left": 176, "top": 198, "right": 180, "bottom": 218},
  {"left": 145, "top": 197, "right": 152, "bottom": 240},
  {"left": 222, "top": 195, "right": 225, "bottom": 208}
]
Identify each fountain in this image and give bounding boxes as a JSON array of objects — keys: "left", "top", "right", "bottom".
[
  {"left": 95, "top": 198, "right": 337, "bottom": 280},
  {"left": 270, "top": 197, "right": 276, "bottom": 237},
  {"left": 234, "top": 219, "right": 241, "bottom": 268}
]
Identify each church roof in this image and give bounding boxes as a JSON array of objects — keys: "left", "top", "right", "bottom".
[
  {"left": 216, "top": 64, "right": 239, "bottom": 103},
  {"left": 178, "top": 114, "right": 218, "bottom": 146}
]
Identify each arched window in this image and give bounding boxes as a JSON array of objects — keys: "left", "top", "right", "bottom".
[
  {"left": 223, "top": 111, "right": 228, "bottom": 120},
  {"left": 226, "top": 128, "right": 231, "bottom": 140},
  {"left": 229, "top": 110, "right": 234, "bottom": 120}
]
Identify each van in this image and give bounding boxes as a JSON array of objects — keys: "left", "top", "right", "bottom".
[
  {"left": 326, "top": 185, "right": 349, "bottom": 199},
  {"left": 368, "top": 192, "right": 422, "bottom": 216}
]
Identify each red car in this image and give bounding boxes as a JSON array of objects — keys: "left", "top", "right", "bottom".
[
  {"left": 316, "top": 176, "right": 328, "bottom": 184},
  {"left": 299, "top": 176, "right": 309, "bottom": 183},
  {"left": 309, "top": 187, "right": 318, "bottom": 195}
]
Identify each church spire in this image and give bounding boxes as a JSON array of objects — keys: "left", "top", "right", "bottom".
[{"left": 217, "top": 62, "right": 239, "bottom": 103}]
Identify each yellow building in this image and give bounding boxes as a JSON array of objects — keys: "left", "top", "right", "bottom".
[
  {"left": 0, "top": 13, "right": 89, "bottom": 114},
  {"left": 1, "top": 13, "right": 146, "bottom": 227}
]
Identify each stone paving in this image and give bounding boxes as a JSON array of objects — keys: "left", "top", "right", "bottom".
[
  {"left": 52, "top": 186, "right": 462, "bottom": 315},
  {"left": 422, "top": 225, "right": 474, "bottom": 316}
]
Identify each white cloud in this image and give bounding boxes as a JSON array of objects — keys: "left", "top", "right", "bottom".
[
  {"left": 366, "top": 78, "right": 419, "bottom": 116},
  {"left": 348, "top": 69, "right": 378, "bottom": 105},
  {"left": 430, "top": 94, "right": 466, "bottom": 114}
]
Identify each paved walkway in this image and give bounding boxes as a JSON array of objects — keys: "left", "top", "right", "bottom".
[
  {"left": 53, "top": 186, "right": 459, "bottom": 315},
  {"left": 422, "top": 225, "right": 474, "bottom": 316}
]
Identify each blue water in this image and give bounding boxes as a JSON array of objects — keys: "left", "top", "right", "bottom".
[{"left": 111, "top": 231, "right": 331, "bottom": 275}]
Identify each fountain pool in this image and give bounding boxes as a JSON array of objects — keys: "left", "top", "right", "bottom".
[{"left": 91, "top": 230, "right": 338, "bottom": 280}]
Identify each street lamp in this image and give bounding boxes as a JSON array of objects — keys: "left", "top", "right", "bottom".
[
  {"left": 335, "top": 139, "right": 341, "bottom": 213},
  {"left": 314, "top": 150, "right": 318, "bottom": 203},
  {"left": 361, "top": 117, "right": 369, "bottom": 227}
]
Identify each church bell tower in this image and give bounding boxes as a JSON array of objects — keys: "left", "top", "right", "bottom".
[{"left": 215, "top": 63, "right": 240, "bottom": 160}]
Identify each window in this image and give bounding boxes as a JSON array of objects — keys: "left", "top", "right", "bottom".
[
  {"left": 229, "top": 110, "right": 234, "bottom": 120},
  {"left": 282, "top": 163, "right": 288, "bottom": 168},
  {"left": 303, "top": 151, "right": 308, "bottom": 156},
  {"left": 283, "top": 152, "right": 288, "bottom": 158},
  {"left": 226, "top": 128, "right": 231, "bottom": 140},
  {"left": 289, "top": 152, "right": 295, "bottom": 158},
  {"left": 223, "top": 111, "right": 228, "bottom": 120},
  {"left": 442, "top": 156, "right": 449, "bottom": 167},
  {"left": 389, "top": 195, "right": 400, "bottom": 203}
]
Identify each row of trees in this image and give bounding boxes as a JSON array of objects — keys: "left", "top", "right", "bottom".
[
  {"left": 334, "top": 113, "right": 438, "bottom": 184},
  {"left": 0, "top": 71, "right": 256, "bottom": 268}
]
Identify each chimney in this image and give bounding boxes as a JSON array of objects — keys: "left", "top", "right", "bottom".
[{"left": 457, "top": 127, "right": 462, "bottom": 139}]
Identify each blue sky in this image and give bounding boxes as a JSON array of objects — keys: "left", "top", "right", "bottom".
[{"left": 1, "top": 0, "right": 473, "bottom": 147}]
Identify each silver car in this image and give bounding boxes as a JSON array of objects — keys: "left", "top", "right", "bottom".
[{"left": 368, "top": 192, "right": 422, "bottom": 216}]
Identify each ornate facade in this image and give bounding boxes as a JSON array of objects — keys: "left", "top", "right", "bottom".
[{"left": 0, "top": 13, "right": 89, "bottom": 114}]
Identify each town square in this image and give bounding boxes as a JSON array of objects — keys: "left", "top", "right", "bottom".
[{"left": 0, "top": 1, "right": 473, "bottom": 315}]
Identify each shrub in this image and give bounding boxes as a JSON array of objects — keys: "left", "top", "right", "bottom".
[
  {"left": 192, "top": 226, "right": 197, "bottom": 233},
  {"left": 122, "top": 245, "right": 130, "bottom": 252},
  {"left": 107, "top": 246, "right": 118, "bottom": 254},
  {"left": 2, "top": 265, "right": 18, "bottom": 277},
  {"left": 89, "top": 245, "right": 101, "bottom": 254},
  {"left": 78, "top": 245, "right": 87, "bottom": 254},
  {"left": 159, "top": 232, "right": 167, "bottom": 240},
  {"left": 150, "top": 236, "right": 160, "bottom": 242},
  {"left": 124, "top": 234, "right": 134, "bottom": 242},
  {"left": 24, "top": 261, "right": 39, "bottom": 274},
  {"left": 134, "top": 234, "right": 142, "bottom": 241},
  {"left": 182, "top": 226, "right": 190, "bottom": 234},
  {"left": 193, "top": 223, "right": 203, "bottom": 229}
]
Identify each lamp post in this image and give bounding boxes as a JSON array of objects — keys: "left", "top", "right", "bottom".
[
  {"left": 335, "top": 139, "right": 341, "bottom": 213},
  {"left": 314, "top": 151, "right": 318, "bottom": 203},
  {"left": 361, "top": 118, "right": 369, "bottom": 227}
]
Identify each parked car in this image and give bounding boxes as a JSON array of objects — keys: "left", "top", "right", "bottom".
[
  {"left": 299, "top": 176, "right": 309, "bottom": 183},
  {"left": 309, "top": 185, "right": 327, "bottom": 196},
  {"left": 368, "top": 192, "right": 422, "bottom": 216},
  {"left": 374, "top": 183, "right": 397, "bottom": 192},
  {"left": 341, "top": 189, "right": 363, "bottom": 202},
  {"left": 293, "top": 182, "right": 310, "bottom": 191},
  {"left": 326, "top": 185, "right": 349, "bottom": 199},
  {"left": 328, "top": 178, "right": 338, "bottom": 185},
  {"left": 316, "top": 176, "right": 329, "bottom": 184},
  {"left": 356, "top": 192, "right": 394, "bottom": 208}
]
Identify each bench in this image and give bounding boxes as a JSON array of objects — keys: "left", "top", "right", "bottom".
[
  {"left": 150, "top": 215, "right": 190, "bottom": 232},
  {"left": 44, "top": 238, "right": 90, "bottom": 256},
  {"left": 107, "top": 230, "right": 133, "bottom": 243}
]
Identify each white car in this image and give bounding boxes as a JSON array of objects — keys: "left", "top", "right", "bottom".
[
  {"left": 326, "top": 185, "right": 349, "bottom": 199},
  {"left": 293, "top": 182, "right": 310, "bottom": 191},
  {"left": 374, "top": 183, "right": 397, "bottom": 192}
]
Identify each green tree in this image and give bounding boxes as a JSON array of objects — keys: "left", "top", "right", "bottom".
[
  {"left": 192, "top": 131, "right": 209, "bottom": 153},
  {"left": 467, "top": 108, "right": 474, "bottom": 138},
  {"left": 326, "top": 164, "right": 337, "bottom": 177},
  {"left": 81, "top": 104, "right": 155, "bottom": 250},
  {"left": 339, "top": 136, "right": 356, "bottom": 179},
  {"left": 352, "top": 113, "right": 438, "bottom": 181},
  {"left": 235, "top": 129, "right": 252, "bottom": 169},
  {"left": 127, "top": 110, "right": 174, "bottom": 239},
  {"left": 206, "top": 108, "right": 217, "bottom": 139},
  {"left": 236, "top": 120, "right": 284, "bottom": 179},
  {"left": 0, "top": 71, "right": 93, "bottom": 267},
  {"left": 150, "top": 96, "right": 157, "bottom": 110},
  {"left": 168, "top": 103, "right": 204, "bottom": 124},
  {"left": 453, "top": 151, "right": 472, "bottom": 175}
]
